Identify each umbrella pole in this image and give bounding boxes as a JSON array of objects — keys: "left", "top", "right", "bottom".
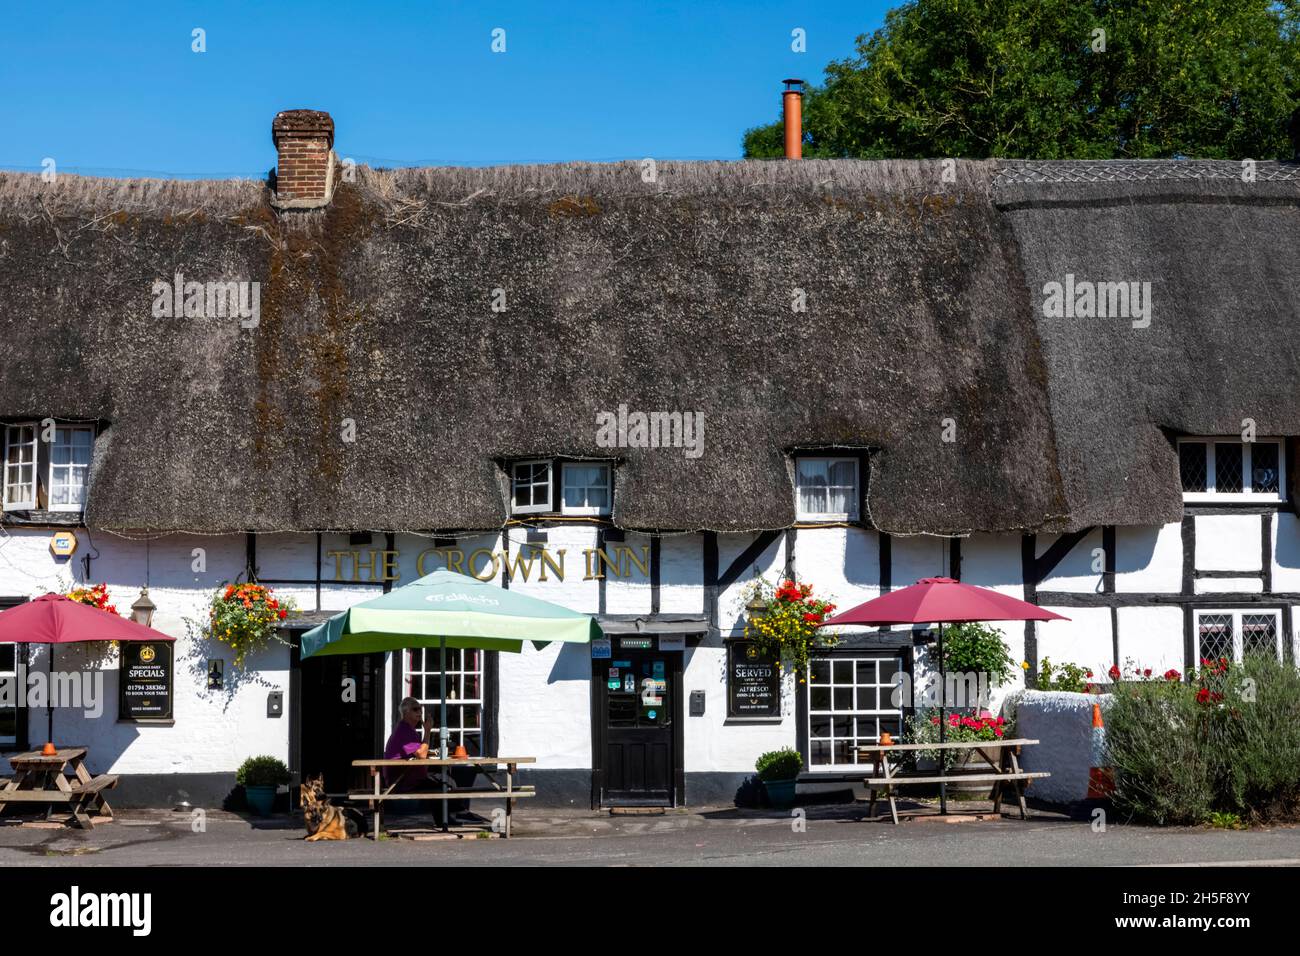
[
  {"left": 47, "top": 646, "right": 54, "bottom": 744},
  {"left": 937, "top": 621, "right": 947, "bottom": 815},
  {"left": 439, "top": 637, "right": 448, "bottom": 830}
]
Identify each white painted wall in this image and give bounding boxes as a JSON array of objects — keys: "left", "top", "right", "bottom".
[
  {"left": 1115, "top": 523, "right": 1182, "bottom": 593},
  {"left": 1116, "top": 606, "right": 1184, "bottom": 674},
  {"left": 1038, "top": 529, "right": 1104, "bottom": 593},
  {"left": 682, "top": 641, "right": 796, "bottom": 773},
  {"left": 1195, "top": 514, "right": 1262, "bottom": 571},
  {"left": 1035, "top": 607, "right": 1112, "bottom": 678},
  {"left": 1, "top": 513, "right": 1296, "bottom": 784}
]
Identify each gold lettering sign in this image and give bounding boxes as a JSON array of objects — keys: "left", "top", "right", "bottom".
[{"left": 329, "top": 545, "right": 651, "bottom": 584}]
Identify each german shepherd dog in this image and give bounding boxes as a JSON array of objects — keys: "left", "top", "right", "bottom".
[{"left": 300, "top": 773, "right": 363, "bottom": 841}]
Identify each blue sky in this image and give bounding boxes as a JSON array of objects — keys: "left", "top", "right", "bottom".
[{"left": 0, "top": 1, "right": 889, "bottom": 178}]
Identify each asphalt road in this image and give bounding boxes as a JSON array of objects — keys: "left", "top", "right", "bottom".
[{"left": 2, "top": 806, "right": 1299, "bottom": 867}]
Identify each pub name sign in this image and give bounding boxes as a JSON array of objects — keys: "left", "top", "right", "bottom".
[{"left": 327, "top": 545, "right": 651, "bottom": 584}]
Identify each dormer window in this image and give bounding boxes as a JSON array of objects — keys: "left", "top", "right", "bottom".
[
  {"left": 1178, "top": 437, "right": 1285, "bottom": 502},
  {"left": 510, "top": 460, "right": 552, "bottom": 515},
  {"left": 561, "top": 462, "right": 611, "bottom": 516},
  {"left": 48, "top": 426, "right": 94, "bottom": 512},
  {"left": 509, "top": 459, "right": 613, "bottom": 517},
  {"left": 2, "top": 421, "right": 95, "bottom": 513},
  {"left": 795, "top": 456, "right": 860, "bottom": 521},
  {"left": 3, "top": 424, "right": 37, "bottom": 510}
]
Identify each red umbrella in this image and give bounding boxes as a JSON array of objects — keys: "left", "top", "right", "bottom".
[
  {"left": 819, "top": 577, "right": 1067, "bottom": 813},
  {"left": 0, "top": 593, "right": 175, "bottom": 743}
]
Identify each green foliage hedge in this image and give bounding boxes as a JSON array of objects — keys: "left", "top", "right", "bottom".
[{"left": 1106, "top": 657, "right": 1300, "bottom": 825}]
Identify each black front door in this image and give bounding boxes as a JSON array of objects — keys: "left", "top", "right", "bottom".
[
  {"left": 298, "top": 652, "right": 383, "bottom": 794},
  {"left": 594, "top": 643, "right": 680, "bottom": 806}
]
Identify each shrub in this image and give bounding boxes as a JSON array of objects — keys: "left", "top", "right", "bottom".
[
  {"left": 1104, "top": 678, "right": 1214, "bottom": 826},
  {"left": 1037, "top": 658, "right": 1094, "bottom": 693},
  {"left": 940, "top": 622, "right": 1016, "bottom": 690},
  {"left": 1105, "top": 656, "right": 1300, "bottom": 825},
  {"left": 755, "top": 748, "right": 802, "bottom": 782},
  {"left": 236, "top": 755, "right": 291, "bottom": 789}
]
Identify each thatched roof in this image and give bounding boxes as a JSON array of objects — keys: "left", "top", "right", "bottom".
[{"left": 0, "top": 157, "right": 1293, "bottom": 535}]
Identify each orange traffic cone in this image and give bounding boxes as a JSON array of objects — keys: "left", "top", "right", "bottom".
[{"left": 1086, "top": 702, "right": 1115, "bottom": 798}]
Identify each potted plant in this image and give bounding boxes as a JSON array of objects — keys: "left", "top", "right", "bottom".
[
  {"left": 237, "top": 755, "right": 291, "bottom": 816},
  {"left": 755, "top": 747, "right": 802, "bottom": 808},
  {"left": 209, "top": 582, "right": 297, "bottom": 667},
  {"left": 741, "top": 577, "right": 838, "bottom": 675}
]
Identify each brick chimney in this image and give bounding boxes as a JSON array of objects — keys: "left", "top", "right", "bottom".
[
  {"left": 782, "top": 79, "right": 804, "bottom": 160},
  {"left": 271, "top": 109, "right": 336, "bottom": 209}
]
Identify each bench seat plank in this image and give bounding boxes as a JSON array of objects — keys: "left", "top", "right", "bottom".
[
  {"left": 865, "top": 772, "right": 1049, "bottom": 786},
  {"left": 348, "top": 790, "right": 535, "bottom": 801}
]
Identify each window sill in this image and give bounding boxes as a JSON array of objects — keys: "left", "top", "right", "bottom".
[{"left": 1182, "top": 494, "right": 1285, "bottom": 504}]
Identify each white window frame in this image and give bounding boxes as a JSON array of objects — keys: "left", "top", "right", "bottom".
[
  {"left": 794, "top": 456, "right": 860, "bottom": 521},
  {"left": 403, "top": 646, "right": 485, "bottom": 755},
  {"left": 510, "top": 459, "right": 552, "bottom": 515},
  {"left": 1178, "top": 437, "right": 1285, "bottom": 503},
  {"left": 3, "top": 423, "right": 38, "bottom": 511},
  {"left": 1194, "top": 608, "right": 1284, "bottom": 664},
  {"left": 805, "top": 654, "right": 903, "bottom": 769},
  {"left": 47, "top": 425, "right": 94, "bottom": 513},
  {"left": 560, "top": 462, "right": 612, "bottom": 516}
]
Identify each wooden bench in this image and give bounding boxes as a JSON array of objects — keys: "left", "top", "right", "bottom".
[
  {"left": 351, "top": 757, "right": 536, "bottom": 839},
  {"left": 0, "top": 748, "right": 117, "bottom": 829},
  {"left": 858, "top": 739, "right": 1049, "bottom": 825}
]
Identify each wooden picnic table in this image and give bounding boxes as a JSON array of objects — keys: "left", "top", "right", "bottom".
[
  {"left": 856, "top": 738, "right": 1049, "bottom": 825},
  {"left": 351, "top": 756, "right": 536, "bottom": 840},
  {"left": 0, "top": 747, "right": 118, "bottom": 829}
]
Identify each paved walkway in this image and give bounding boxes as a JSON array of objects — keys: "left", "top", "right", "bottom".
[{"left": 2, "top": 801, "right": 1298, "bottom": 866}]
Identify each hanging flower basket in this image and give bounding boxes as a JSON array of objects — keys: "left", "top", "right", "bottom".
[
  {"left": 64, "top": 583, "right": 120, "bottom": 616},
  {"left": 740, "top": 577, "right": 837, "bottom": 676},
  {"left": 209, "top": 582, "right": 297, "bottom": 666}
]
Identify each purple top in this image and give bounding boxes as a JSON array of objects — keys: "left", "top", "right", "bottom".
[{"left": 383, "top": 720, "right": 424, "bottom": 786}]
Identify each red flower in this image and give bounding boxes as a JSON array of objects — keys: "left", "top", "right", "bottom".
[
  {"left": 1163, "top": 669, "right": 1181, "bottom": 681},
  {"left": 1142, "top": 668, "right": 1152, "bottom": 678},
  {"left": 1196, "top": 687, "right": 1210, "bottom": 704},
  {"left": 278, "top": 609, "right": 288, "bottom": 620},
  {"left": 1108, "top": 664, "right": 1121, "bottom": 680},
  {"left": 802, "top": 612, "right": 820, "bottom": 623}
]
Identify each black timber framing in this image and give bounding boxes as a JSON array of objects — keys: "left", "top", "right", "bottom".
[{"left": 717, "top": 530, "right": 784, "bottom": 590}]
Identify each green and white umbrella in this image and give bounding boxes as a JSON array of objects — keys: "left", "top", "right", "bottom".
[{"left": 301, "top": 568, "right": 600, "bottom": 762}]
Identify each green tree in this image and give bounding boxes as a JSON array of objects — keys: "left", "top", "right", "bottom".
[{"left": 744, "top": 0, "right": 1300, "bottom": 160}]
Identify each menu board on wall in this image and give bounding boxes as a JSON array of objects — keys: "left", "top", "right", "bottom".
[
  {"left": 119, "top": 642, "right": 173, "bottom": 721},
  {"left": 728, "top": 641, "right": 780, "bottom": 718}
]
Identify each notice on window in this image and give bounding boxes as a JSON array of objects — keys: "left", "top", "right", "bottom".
[
  {"left": 119, "top": 642, "right": 173, "bottom": 721},
  {"left": 728, "top": 641, "right": 780, "bottom": 718}
]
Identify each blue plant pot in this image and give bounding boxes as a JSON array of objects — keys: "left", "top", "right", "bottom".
[
  {"left": 245, "top": 785, "right": 277, "bottom": 816},
  {"left": 764, "top": 779, "right": 797, "bottom": 808}
]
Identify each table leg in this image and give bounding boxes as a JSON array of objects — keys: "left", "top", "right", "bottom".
[
  {"left": 881, "top": 754, "right": 900, "bottom": 825},
  {"left": 372, "top": 768, "right": 381, "bottom": 841},
  {"left": 1009, "top": 750, "right": 1028, "bottom": 819},
  {"left": 505, "top": 763, "right": 514, "bottom": 839}
]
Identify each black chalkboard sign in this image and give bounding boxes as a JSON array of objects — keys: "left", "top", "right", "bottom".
[
  {"left": 728, "top": 641, "right": 780, "bottom": 718},
  {"left": 119, "top": 642, "right": 173, "bottom": 721}
]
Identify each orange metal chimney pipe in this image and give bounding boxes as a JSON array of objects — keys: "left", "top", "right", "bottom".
[{"left": 782, "top": 79, "right": 804, "bottom": 159}]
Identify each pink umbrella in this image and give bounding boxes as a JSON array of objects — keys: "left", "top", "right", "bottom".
[
  {"left": 820, "top": 577, "right": 1067, "bottom": 813},
  {"left": 0, "top": 593, "right": 175, "bottom": 743}
]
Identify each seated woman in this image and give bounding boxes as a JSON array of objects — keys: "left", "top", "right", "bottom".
[{"left": 383, "top": 697, "right": 435, "bottom": 792}]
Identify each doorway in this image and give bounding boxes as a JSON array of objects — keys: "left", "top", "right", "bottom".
[
  {"left": 297, "top": 651, "right": 384, "bottom": 794},
  {"left": 592, "top": 638, "right": 684, "bottom": 807}
]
